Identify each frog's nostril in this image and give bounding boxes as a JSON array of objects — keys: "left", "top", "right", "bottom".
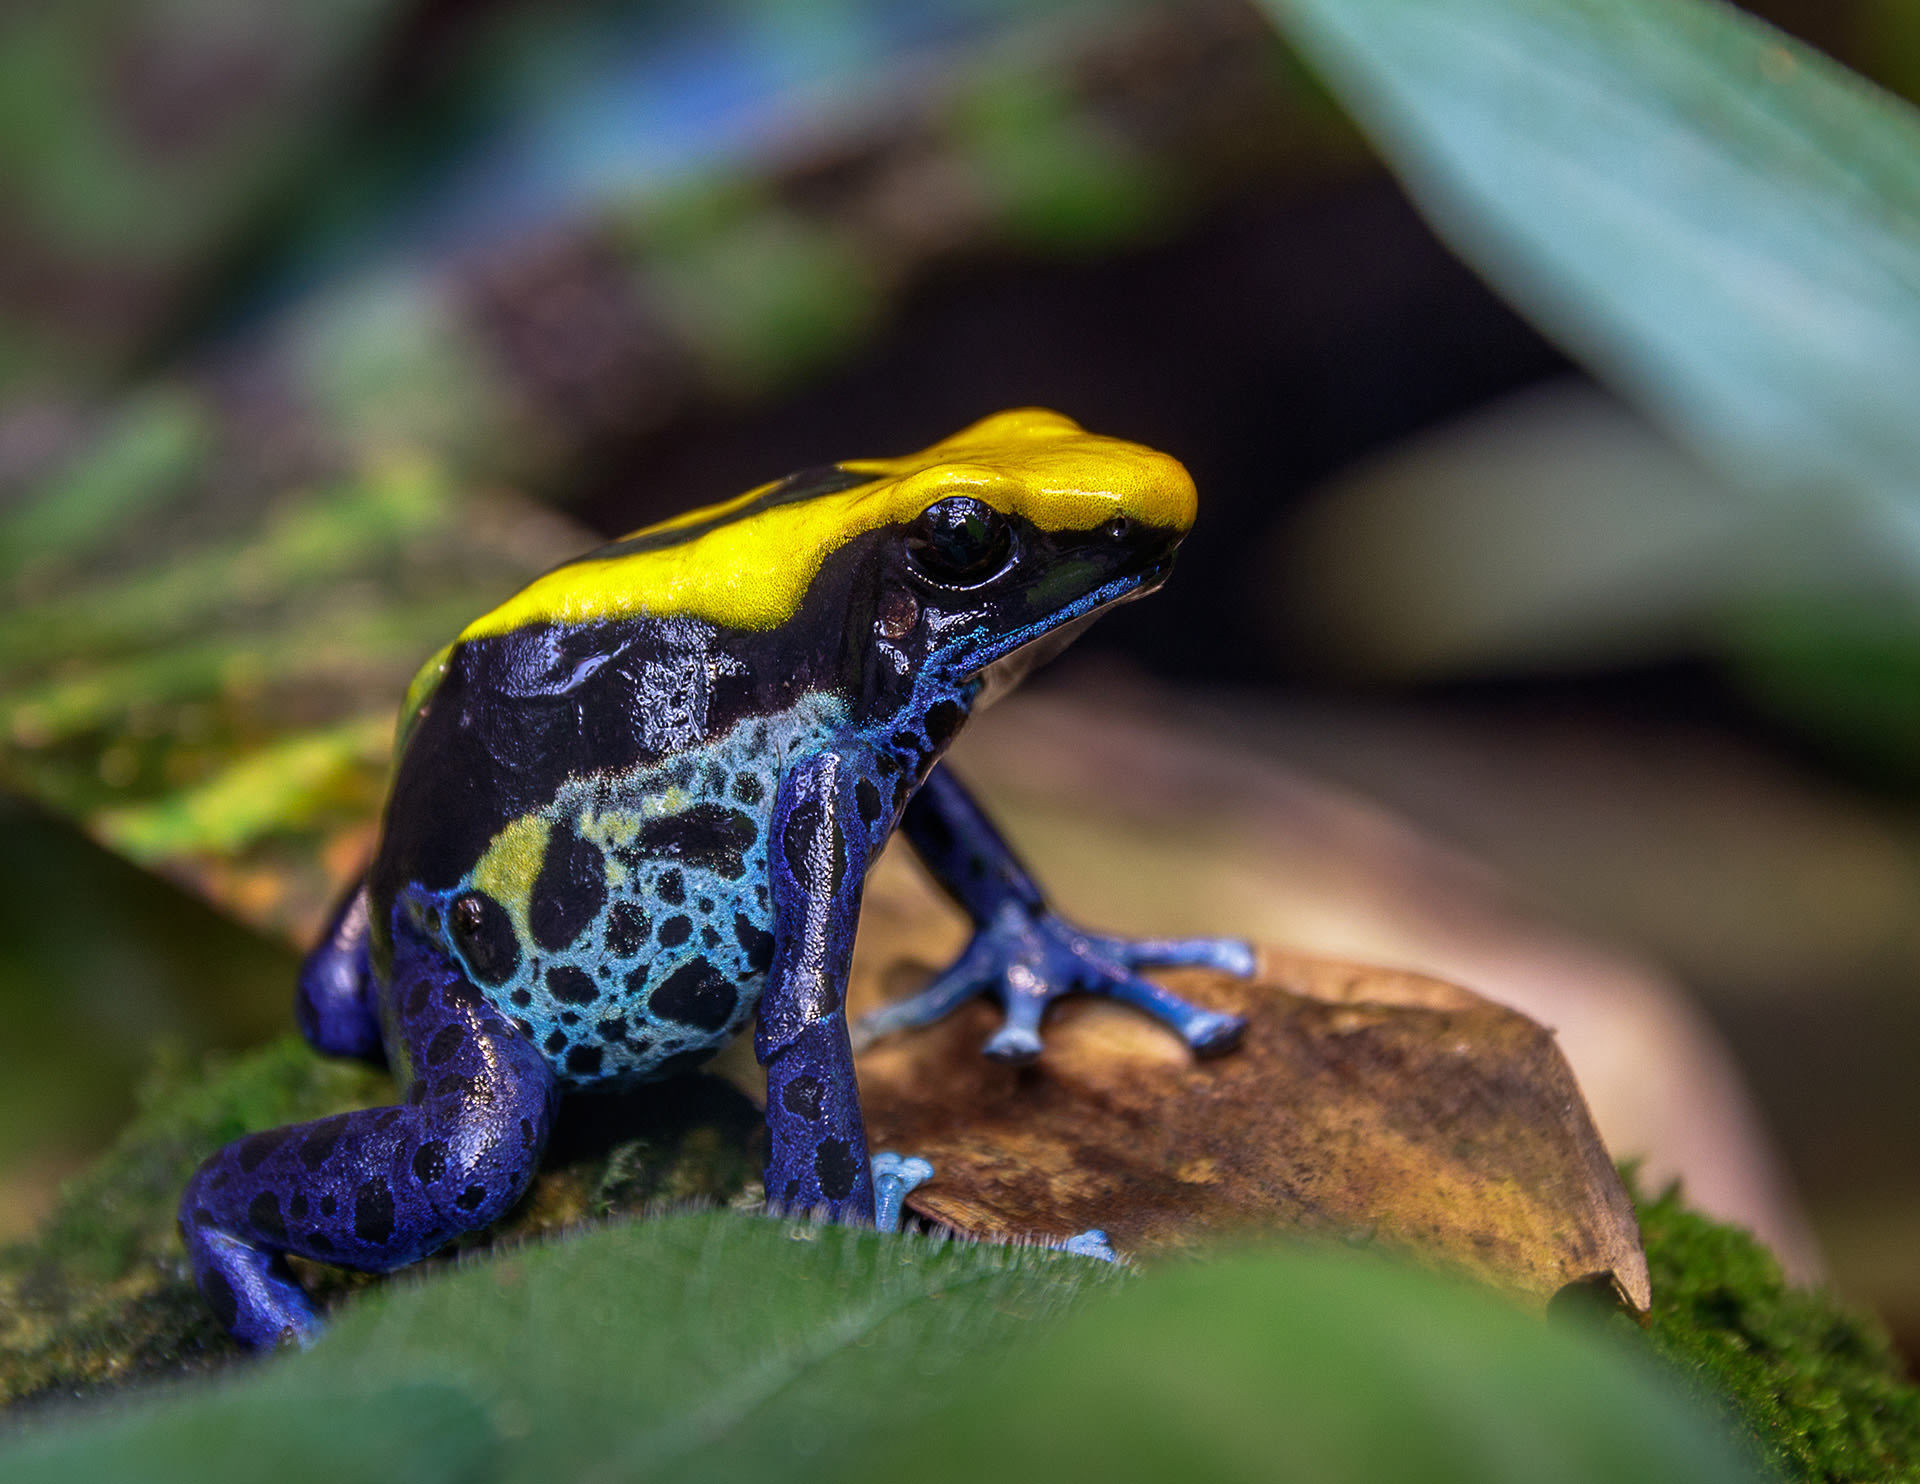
[{"left": 1103, "top": 516, "right": 1135, "bottom": 545}]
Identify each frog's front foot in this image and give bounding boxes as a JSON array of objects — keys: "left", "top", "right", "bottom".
[
  {"left": 870, "top": 1151, "right": 935, "bottom": 1233},
  {"left": 857, "top": 904, "right": 1254, "bottom": 1064}
]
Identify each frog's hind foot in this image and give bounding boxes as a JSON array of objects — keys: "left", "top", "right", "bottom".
[
  {"left": 187, "top": 1226, "right": 322, "bottom": 1349},
  {"left": 856, "top": 909, "right": 1255, "bottom": 1065}
]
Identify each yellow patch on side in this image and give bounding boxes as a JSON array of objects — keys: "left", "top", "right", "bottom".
[
  {"left": 470, "top": 813, "right": 551, "bottom": 946},
  {"left": 457, "top": 409, "right": 1196, "bottom": 638}
]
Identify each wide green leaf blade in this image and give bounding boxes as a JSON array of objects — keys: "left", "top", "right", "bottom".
[
  {"left": 1257, "top": 0, "right": 1920, "bottom": 540},
  {"left": 868, "top": 1245, "right": 1763, "bottom": 1484},
  {"left": 0, "top": 1210, "right": 1120, "bottom": 1484}
]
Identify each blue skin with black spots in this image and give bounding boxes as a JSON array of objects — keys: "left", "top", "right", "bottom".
[{"left": 181, "top": 434, "right": 1254, "bottom": 1348}]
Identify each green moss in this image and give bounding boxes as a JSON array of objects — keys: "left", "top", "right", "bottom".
[{"left": 1635, "top": 1181, "right": 1920, "bottom": 1482}]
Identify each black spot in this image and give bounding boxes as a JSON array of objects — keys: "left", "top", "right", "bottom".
[
  {"left": 698, "top": 896, "right": 714, "bottom": 914},
  {"left": 320, "top": 1194, "right": 337, "bottom": 1217},
  {"left": 354, "top": 1179, "right": 395, "bottom": 1245},
  {"left": 298, "top": 1116, "right": 348, "bottom": 1171},
  {"left": 782, "top": 1074, "right": 824, "bottom": 1122},
  {"left": 449, "top": 891, "right": 520, "bottom": 985},
  {"left": 815, "top": 1138, "right": 861, "bottom": 1202},
  {"left": 658, "top": 914, "right": 692, "bottom": 947},
  {"left": 307, "top": 1232, "right": 336, "bottom": 1255},
  {"left": 510, "top": 988, "right": 532, "bottom": 1007},
  {"left": 733, "top": 772, "right": 764, "bottom": 805},
  {"left": 520, "top": 1117, "right": 536, "bottom": 1149},
  {"left": 528, "top": 821, "right": 607, "bottom": 951},
  {"left": 889, "top": 731, "right": 919, "bottom": 754},
  {"left": 404, "top": 980, "right": 433, "bottom": 1017},
  {"left": 544, "top": 1029, "right": 568, "bottom": 1054},
  {"left": 782, "top": 800, "right": 847, "bottom": 893},
  {"left": 638, "top": 805, "right": 759, "bottom": 879},
  {"left": 624, "top": 964, "right": 650, "bottom": 994},
  {"left": 202, "top": 1268, "right": 238, "bottom": 1330},
  {"left": 374, "top": 1110, "right": 402, "bottom": 1132},
  {"left": 560, "top": 1009, "right": 580, "bottom": 1025},
  {"left": 413, "top": 1141, "right": 448, "bottom": 1183},
  {"left": 756, "top": 884, "right": 770, "bottom": 907},
  {"left": 289, "top": 1192, "right": 309, "bottom": 1220},
  {"left": 547, "top": 964, "right": 599, "bottom": 1004},
  {"left": 236, "top": 1129, "right": 289, "bottom": 1172},
  {"left": 443, "top": 979, "right": 485, "bottom": 1009},
  {"left": 734, "top": 914, "right": 775, "bottom": 972},
  {"left": 597, "top": 1016, "right": 629, "bottom": 1041},
  {"left": 456, "top": 1183, "right": 488, "bottom": 1211},
  {"left": 924, "top": 699, "right": 965, "bottom": 748},
  {"left": 512, "top": 1017, "right": 534, "bottom": 1037},
  {"left": 656, "top": 869, "right": 685, "bottom": 906},
  {"left": 783, "top": 1178, "right": 801, "bottom": 1205},
  {"left": 856, "top": 778, "right": 882, "bottom": 825},
  {"left": 701, "top": 924, "right": 720, "bottom": 948},
  {"left": 408, "top": 1081, "right": 428, "bottom": 1105},
  {"left": 650, "top": 957, "right": 737, "bottom": 1031},
  {"left": 605, "top": 901, "right": 650, "bottom": 956},
  {"left": 248, "top": 1191, "right": 288, "bottom": 1245},
  {"left": 566, "top": 1044, "right": 604, "bottom": 1077},
  {"left": 426, "top": 1025, "right": 466, "bottom": 1066}
]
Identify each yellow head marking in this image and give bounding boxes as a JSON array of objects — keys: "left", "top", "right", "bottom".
[{"left": 457, "top": 409, "right": 1196, "bottom": 638}]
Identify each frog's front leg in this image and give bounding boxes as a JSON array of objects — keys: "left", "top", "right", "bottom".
[
  {"left": 757, "top": 750, "right": 885, "bottom": 1222},
  {"left": 179, "top": 920, "right": 556, "bottom": 1348},
  {"left": 861, "top": 764, "right": 1255, "bottom": 1063}
]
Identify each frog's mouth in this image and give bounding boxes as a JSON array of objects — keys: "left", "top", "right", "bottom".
[{"left": 968, "top": 555, "right": 1173, "bottom": 708}]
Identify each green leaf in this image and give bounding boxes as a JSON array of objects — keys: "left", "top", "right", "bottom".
[
  {"left": 1255, "top": 0, "right": 1920, "bottom": 541},
  {"left": 0, "top": 1384, "right": 497, "bottom": 1484},
  {"left": 0, "top": 1210, "right": 1120, "bottom": 1484},
  {"left": 864, "top": 1245, "right": 1763, "bottom": 1484}
]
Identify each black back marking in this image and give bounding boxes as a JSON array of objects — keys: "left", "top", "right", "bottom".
[
  {"left": 658, "top": 915, "right": 692, "bottom": 947},
  {"left": 650, "top": 957, "right": 737, "bottom": 1031},
  {"left": 782, "top": 1074, "right": 824, "bottom": 1121},
  {"left": 657, "top": 869, "right": 685, "bottom": 906},
  {"left": 734, "top": 913, "right": 775, "bottom": 972},
  {"left": 547, "top": 964, "right": 599, "bottom": 1005},
  {"left": 451, "top": 891, "right": 521, "bottom": 984},
  {"left": 637, "top": 804, "right": 758, "bottom": 880},
  {"left": 529, "top": 821, "right": 607, "bottom": 952},
  {"left": 856, "top": 778, "right": 882, "bottom": 826},
  {"left": 604, "top": 901, "right": 650, "bottom": 956}
]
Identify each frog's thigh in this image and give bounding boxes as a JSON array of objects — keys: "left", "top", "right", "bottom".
[{"left": 180, "top": 938, "right": 555, "bottom": 1346}]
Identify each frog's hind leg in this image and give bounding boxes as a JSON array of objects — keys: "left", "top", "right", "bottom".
[
  {"left": 295, "top": 881, "right": 384, "bottom": 1064},
  {"left": 181, "top": 926, "right": 556, "bottom": 1348}
]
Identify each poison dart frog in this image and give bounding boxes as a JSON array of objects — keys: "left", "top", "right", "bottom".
[{"left": 180, "top": 409, "right": 1255, "bottom": 1347}]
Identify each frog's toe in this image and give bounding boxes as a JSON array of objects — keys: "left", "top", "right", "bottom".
[
  {"left": 1097, "top": 932, "right": 1259, "bottom": 979},
  {"left": 1100, "top": 969, "right": 1248, "bottom": 1056},
  {"left": 187, "top": 1226, "right": 322, "bottom": 1350},
  {"left": 1056, "top": 1228, "right": 1119, "bottom": 1262},
  {"left": 852, "top": 942, "right": 995, "bottom": 1050},
  {"left": 870, "top": 1152, "right": 935, "bottom": 1233}
]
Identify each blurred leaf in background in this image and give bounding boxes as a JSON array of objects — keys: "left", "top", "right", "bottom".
[{"left": 1256, "top": 0, "right": 1920, "bottom": 784}]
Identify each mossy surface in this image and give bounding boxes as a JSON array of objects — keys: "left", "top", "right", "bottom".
[
  {"left": 3, "top": 1040, "right": 1917, "bottom": 1484},
  {"left": 1634, "top": 1181, "right": 1920, "bottom": 1482}
]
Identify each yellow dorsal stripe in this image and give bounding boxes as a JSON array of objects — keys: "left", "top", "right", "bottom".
[{"left": 456, "top": 409, "right": 1196, "bottom": 639}]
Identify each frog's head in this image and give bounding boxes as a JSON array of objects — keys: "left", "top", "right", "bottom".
[
  {"left": 842, "top": 410, "right": 1195, "bottom": 703},
  {"left": 445, "top": 409, "right": 1193, "bottom": 712}
]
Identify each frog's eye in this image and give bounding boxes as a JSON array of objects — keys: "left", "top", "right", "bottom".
[{"left": 905, "top": 497, "right": 1014, "bottom": 588}]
